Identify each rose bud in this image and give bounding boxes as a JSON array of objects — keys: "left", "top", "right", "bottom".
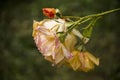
[{"left": 42, "top": 8, "right": 56, "bottom": 18}]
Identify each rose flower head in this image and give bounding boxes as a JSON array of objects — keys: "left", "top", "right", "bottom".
[
  {"left": 32, "top": 19, "right": 75, "bottom": 65},
  {"left": 32, "top": 18, "right": 99, "bottom": 71},
  {"left": 68, "top": 51, "right": 99, "bottom": 71}
]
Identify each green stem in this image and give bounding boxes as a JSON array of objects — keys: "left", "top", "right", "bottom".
[
  {"left": 63, "top": 8, "right": 120, "bottom": 20},
  {"left": 78, "top": 18, "right": 91, "bottom": 25},
  {"left": 67, "top": 18, "right": 91, "bottom": 32},
  {"left": 60, "top": 8, "right": 120, "bottom": 43},
  {"left": 67, "top": 8, "right": 120, "bottom": 32},
  {"left": 81, "top": 8, "right": 120, "bottom": 19},
  {"left": 63, "top": 16, "right": 81, "bottom": 19}
]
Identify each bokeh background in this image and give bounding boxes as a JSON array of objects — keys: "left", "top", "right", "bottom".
[{"left": 0, "top": 0, "right": 120, "bottom": 80}]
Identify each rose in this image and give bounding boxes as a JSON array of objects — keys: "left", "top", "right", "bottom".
[
  {"left": 32, "top": 7, "right": 120, "bottom": 72},
  {"left": 32, "top": 19, "right": 75, "bottom": 65},
  {"left": 69, "top": 51, "right": 99, "bottom": 71},
  {"left": 32, "top": 18, "right": 99, "bottom": 71}
]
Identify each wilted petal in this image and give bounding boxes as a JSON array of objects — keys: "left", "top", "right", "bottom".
[
  {"left": 57, "top": 19, "right": 66, "bottom": 32},
  {"left": 44, "top": 56, "right": 53, "bottom": 63},
  {"left": 32, "top": 20, "right": 40, "bottom": 37},
  {"left": 79, "top": 52, "right": 94, "bottom": 72},
  {"left": 78, "top": 52, "right": 99, "bottom": 72},
  {"left": 69, "top": 51, "right": 81, "bottom": 70},
  {"left": 64, "top": 33, "right": 77, "bottom": 51},
  {"left": 79, "top": 52, "right": 85, "bottom": 67},
  {"left": 43, "top": 20, "right": 58, "bottom": 29},
  {"left": 61, "top": 44, "right": 72, "bottom": 59},
  {"left": 54, "top": 47, "right": 64, "bottom": 64},
  {"left": 85, "top": 52, "right": 99, "bottom": 66},
  {"left": 67, "top": 51, "right": 98, "bottom": 71},
  {"left": 41, "top": 40, "right": 54, "bottom": 56}
]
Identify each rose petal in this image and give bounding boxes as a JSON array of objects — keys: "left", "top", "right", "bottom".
[
  {"left": 61, "top": 44, "right": 73, "bottom": 59},
  {"left": 85, "top": 52, "right": 99, "bottom": 66},
  {"left": 69, "top": 51, "right": 81, "bottom": 70}
]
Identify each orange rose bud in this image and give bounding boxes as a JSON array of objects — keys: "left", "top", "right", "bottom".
[{"left": 42, "top": 8, "right": 56, "bottom": 18}]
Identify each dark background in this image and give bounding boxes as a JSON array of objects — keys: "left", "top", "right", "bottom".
[{"left": 0, "top": 0, "right": 120, "bottom": 80}]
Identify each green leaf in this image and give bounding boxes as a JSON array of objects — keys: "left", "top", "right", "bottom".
[
  {"left": 57, "top": 32, "right": 67, "bottom": 43},
  {"left": 83, "top": 17, "right": 101, "bottom": 38},
  {"left": 83, "top": 25, "right": 93, "bottom": 38}
]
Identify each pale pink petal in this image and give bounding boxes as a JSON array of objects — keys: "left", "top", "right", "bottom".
[{"left": 61, "top": 44, "right": 73, "bottom": 59}]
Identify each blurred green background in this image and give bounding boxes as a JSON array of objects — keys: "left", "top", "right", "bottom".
[{"left": 0, "top": 0, "right": 120, "bottom": 80}]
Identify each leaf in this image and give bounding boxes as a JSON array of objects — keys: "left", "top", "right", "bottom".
[
  {"left": 83, "top": 26, "right": 93, "bottom": 38},
  {"left": 57, "top": 32, "right": 67, "bottom": 43},
  {"left": 83, "top": 17, "right": 101, "bottom": 38}
]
